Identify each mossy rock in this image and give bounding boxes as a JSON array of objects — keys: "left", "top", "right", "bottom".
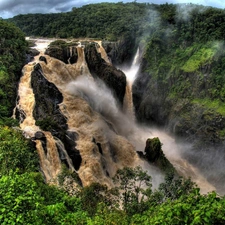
[{"left": 144, "top": 137, "right": 174, "bottom": 172}]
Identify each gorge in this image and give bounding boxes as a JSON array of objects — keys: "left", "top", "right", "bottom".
[
  {"left": 14, "top": 38, "right": 219, "bottom": 195},
  {"left": 2, "top": 3, "right": 225, "bottom": 223}
]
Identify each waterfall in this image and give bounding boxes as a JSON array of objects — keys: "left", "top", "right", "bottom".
[
  {"left": 15, "top": 53, "right": 64, "bottom": 183},
  {"left": 122, "top": 47, "right": 140, "bottom": 120},
  {"left": 96, "top": 41, "right": 111, "bottom": 64},
  {"left": 16, "top": 38, "right": 216, "bottom": 194},
  {"left": 16, "top": 62, "right": 39, "bottom": 137},
  {"left": 16, "top": 38, "right": 140, "bottom": 188},
  {"left": 120, "top": 46, "right": 215, "bottom": 193}
]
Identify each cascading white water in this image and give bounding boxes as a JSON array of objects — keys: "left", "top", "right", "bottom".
[
  {"left": 17, "top": 39, "right": 216, "bottom": 193},
  {"left": 121, "top": 48, "right": 140, "bottom": 120},
  {"left": 119, "top": 47, "right": 215, "bottom": 193}
]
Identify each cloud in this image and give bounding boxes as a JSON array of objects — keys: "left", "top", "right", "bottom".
[
  {"left": 0, "top": 0, "right": 224, "bottom": 19},
  {"left": 0, "top": 0, "right": 84, "bottom": 18}
]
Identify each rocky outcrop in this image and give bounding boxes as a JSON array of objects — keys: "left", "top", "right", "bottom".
[
  {"left": 31, "top": 62, "right": 82, "bottom": 171},
  {"left": 64, "top": 131, "right": 82, "bottom": 171},
  {"left": 138, "top": 137, "right": 174, "bottom": 172},
  {"left": 45, "top": 40, "right": 78, "bottom": 64},
  {"left": 102, "top": 37, "right": 137, "bottom": 66},
  {"left": 26, "top": 48, "right": 40, "bottom": 63},
  {"left": 85, "top": 43, "right": 126, "bottom": 105},
  {"left": 31, "top": 62, "right": 67, "bottom": 139}
]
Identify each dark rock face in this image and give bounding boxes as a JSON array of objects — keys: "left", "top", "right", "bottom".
[
  {"left": 26, "top": 48, "right": 40, "bottom": 63},
  {"left": 31, "top": 63, "right": 67, "bottom": 138},
  {"left": 33, "top": 131, "right": 48, "bottom": 155},
  {"left": 132, "top": 58, "right": 172, "bottom": 126},
  {"left": 84, "top": 43, "right": 126, "bottom": 105},
  {"left": 39, "top": 56, "right": 47, "bottom": 64},
  {"left": 102, "top": 37, "right": 137, "bottom": 66},
  {"left": 144, "top": 137, "right": 174, "bottom": 172},
  {"left": 64, "top": 131, "right": 82, "bottom": 171},
  {"left": 45, "top": 41, "right": 78, "bottom": 64},
  {"left": 31, "top": 63, "right": 82, "bottom": 171},
  {"left": 34, "top": 131, "right": 46, "bottom": 140}
]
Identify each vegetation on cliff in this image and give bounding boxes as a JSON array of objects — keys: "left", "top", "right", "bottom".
[{"left": 133, "top": 4, "right": 225, "bottom": 147}]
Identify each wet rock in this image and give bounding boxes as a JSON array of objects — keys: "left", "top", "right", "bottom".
[
  {"left": 144, "top": 137, "right": 174, "bottom": 172},
  {"left": 102, "top": 37, "right": 137, "bottom": 66},
  {"left": 33, "top": 131, "right": 47, "bottom": 155},
  {"left": 26, "top": 48, "right": 40, "bottom": 63},
  {"left": 85, "top": 43, "right": 126, "bottom": 105},
  {"left": 34, "top": 131, "right": 46, "bottom": 140},
  {"left": 45, "top": 40, "right": 78, "bottom": 64},
  {"left": 31, "top": 63, "right": 67, "bottom": 140},
  {"left": 39, "top": 56, "right": 47, "bottom": 64},
  {"left": 31, "top": 65, "right": 83, "bottom": 173},
  {"left": 64, "top": 131, "right": 82, "bottom": 171}
]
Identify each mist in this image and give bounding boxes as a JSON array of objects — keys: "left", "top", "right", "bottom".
[
  {"left": 65, "top": 73, "right": 220, "bottom": 193},
  {"left": 66, "top": 76, "right": 136, "bottom": 136}
]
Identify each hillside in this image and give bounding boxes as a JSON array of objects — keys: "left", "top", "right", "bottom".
[{"left": 1, "top": 2, "right": 225, "bottom": 224}]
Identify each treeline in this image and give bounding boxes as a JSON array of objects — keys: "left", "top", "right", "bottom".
[
  {"left": 1, "top": 145, "right": 225, "bottom": 225},
  {"left": 8, "top": 2, "right": 151, "bottom": 40}
]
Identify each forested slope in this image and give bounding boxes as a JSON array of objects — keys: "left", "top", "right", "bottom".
[
  {"left": 0, "top": 20, "right": 27, "bottom": 122},
  {"left": 2, "top": 3, "right": 225, "bottom": 224},
  {"left": 133, "top": 4, "right": 225, "bottom": 145},
  {"left": 8, "top": 2, "right": 149, "bottom": 40}
]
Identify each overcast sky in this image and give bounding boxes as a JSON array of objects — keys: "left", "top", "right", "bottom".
[{"left": 0, "top": 0, "right": 224, "bottom": 19}]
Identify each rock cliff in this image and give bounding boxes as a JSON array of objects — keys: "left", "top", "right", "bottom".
[
  {"left": 31, "top": 60, "right": 82, "bottom": 172},
  {"left": 84, "top": 43, "right": 126, "bottom": 105}
]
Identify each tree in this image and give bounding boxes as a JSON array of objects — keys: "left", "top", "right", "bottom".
[
  {"left": 112, "top": 166, "right": 152, "bottom": 215},
  {"left": 0, "top": 126, "right": 38, "bottom": 175},
  {"left": 0, "top": 172, "right": 89, "bottom": 225}
]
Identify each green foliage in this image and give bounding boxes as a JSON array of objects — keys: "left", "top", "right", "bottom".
[
  {"left": 79, "top": 182, "right": 109, "bottom": 216},
  {"left": 36, "top": 116, "right": 60, "bottom": 132},
  {"left": 131, "top": 190, "right": 225, "bottom": 225},
  {"left": 192, "top": 98, "right": 225, "bottom": 116},
  {"left": 0, "top": 20, "right": 27, "bottom": 121},
  {"left": 0, "top": 171, "right": 89, "bottom": 225},
  {"left": 0, "top": 172, "right": 44, "bottom": 225},
  {"left": 49, "top": 40, "right": 68, "bottom": 47},
  {"left": 0, "top": 126, "right": 38, "bottom": 175},
  {"left": 88, "top": 203, "right": 129, "bottom": 225},
  {"left": 143, "top": 5, "right": 225, "bottom": 103},
  {"left": 157, "top": 171, "right": 196, "bottom": 201},
  {"left": 112, "top": 166, "right": 152, "bottom": 215},
  {"left": 8, "top": 2, "right": 154, "bottom": 40},
  {"left": 181, "top": 43, "right": 218, "bottom": 73},
  {"left": 58, "top": 164, "right": 82, "bottom": 187},
  {"left": 0, "top": 166, "right": 225, "bottom": 224}
]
